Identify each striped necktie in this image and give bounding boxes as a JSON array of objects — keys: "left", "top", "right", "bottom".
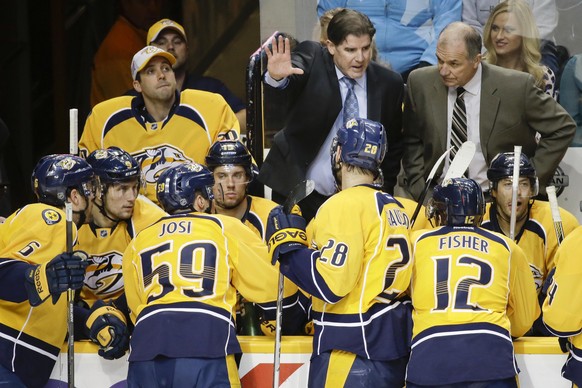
[
  {"left": 450, "top": 87, "right": 467, "bottom": 162},
  {"left": 341, "top": 77, "right": 359, "bottom": 121}
]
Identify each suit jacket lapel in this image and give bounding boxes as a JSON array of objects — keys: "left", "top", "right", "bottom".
[
  {"left": 433, "top": 77, "right": 448, "bottom": 152},
  {"left": 366, "top": 65, "right": 381, "bottom": 120},
  {"left": 479, "top": 63, "right": 500, "bottom": 162}
]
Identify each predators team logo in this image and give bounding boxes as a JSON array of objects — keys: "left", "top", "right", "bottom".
[
  {"left": 133, "top": 145, "right": 191, "bottom": 185},
  {"left": 55, "top": 156, "right": 77, "bottom": 170},
  {"left": 345, "top": 118, "right": 358, "bottom": 128},
  {"left": 92, "top": 149, "right": 109, "bottom": 159},
  {"left": 41, "top": 209, "right": 61, "bottom": 225},
  {"left": 85, "top": 251, "right": 124, "bottom": 298}
]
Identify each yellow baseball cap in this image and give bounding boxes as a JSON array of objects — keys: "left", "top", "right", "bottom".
[
  {"left": 147, "top": 19, "right": 187, "bottom": 44},
  {"left": 131, "top": 46, "right": 176, "bottom": 80}
]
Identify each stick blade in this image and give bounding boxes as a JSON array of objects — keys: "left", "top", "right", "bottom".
[
  {"left": 444, "top": 141, "right": 476, "bottom": 180},
  {"left": 283, "top": 180, "right": 315, "bottom": 214}
]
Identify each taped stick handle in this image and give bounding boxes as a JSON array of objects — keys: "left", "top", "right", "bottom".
[{"left": 547, "top": 186, "right": 565, "bottom": 245}]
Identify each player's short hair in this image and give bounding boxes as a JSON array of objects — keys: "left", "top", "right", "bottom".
[
  {"left": 427, "top": 177, "right": 485, "bottom": 227},
  {"left": 332, "top": 118, "right": 386, "bottom": 175},
  {"left": 31, "top": 154, "right": 95, "bottom": 207},
  {"left": 487, "top": 152, "right": 539, "bottom": 195},
  {"left": 156, "top": 162, "right": 214, "bottom": 214},
  {"left": 326, "top": 8, "right": 376, "bottom": 46}
]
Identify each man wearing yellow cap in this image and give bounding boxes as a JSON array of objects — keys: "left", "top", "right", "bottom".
[
  {"left": 80, "top": 46, "right": 240, "bottom": 206},
  {"left": 145, "top": 19, "right": 246, "bottom": 131}
]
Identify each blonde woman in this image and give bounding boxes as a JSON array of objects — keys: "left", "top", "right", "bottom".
[{"left": 483, "top": 0, "right": 556, "bottom": 99}]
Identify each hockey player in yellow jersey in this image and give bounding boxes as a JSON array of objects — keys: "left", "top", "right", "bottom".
[
  {"left": 206, "top": 140, "right": 278, "bottom": 241},
  {"left": 75, "top": 147, "right": 167, "bottom": 360},
  {"left": 205, "top": 140, "right": 311, "bottom": 335},
  {"left": 79, "top": 45, "right": 240, "bottom": 204},
  {"left": 0, "top": 154, "right": 94, "bottom": 387},
  {"left": 121, "top": 161, "right": 304, "bottom": 386},
  {"left": 482, "top": 152, "right": 579, "bottom": 292},
  {"left": 542, "top": 226, "right": 582, "bottom": 387},
  {"left": 266, "top": 118, "right": 413, "bottom": 387},
  {"left": 407, "top": 178, "right": 539, "bottom": 388},
  {"left": 481, "top": 152, "right": 579, "bottom": 335}
]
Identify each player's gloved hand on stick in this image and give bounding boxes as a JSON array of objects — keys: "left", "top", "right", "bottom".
[
  {"left": 25, "top": 251, "right": 89, "bottom": 306},
  {"left": 86, "top": 300, "right": 130, "bottom": 360},
  {"left": 266, "top": 205, "right": 307, "bottom": 265}
]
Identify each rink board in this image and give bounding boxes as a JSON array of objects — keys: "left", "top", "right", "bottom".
[{"left": 46, "top": 336, "right": 571, "bottom": 387}]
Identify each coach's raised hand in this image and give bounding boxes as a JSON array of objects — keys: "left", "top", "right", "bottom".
[{"left": 265, "top": 34, "right": 304, "bottom": 81}]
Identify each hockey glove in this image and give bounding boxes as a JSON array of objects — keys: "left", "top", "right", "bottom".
[
  {"left": 25, "top": 251, "right": 89, "bottom": 306},
  {"left": 86, "top": 300, "right": 130, "bottom": 360},
  {"left": 266, "top": 205, "right": 307, "bottom": 265}
]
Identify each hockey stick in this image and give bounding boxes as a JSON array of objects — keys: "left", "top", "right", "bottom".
[
  {"left": 509, "top": 146, "right": 522, "bottom": 240},
  {"left": 546, "top": 185, "right": 565, "bottom": 245},
  {"left": 411, "top": 141, "right": 476, "bottom": 227},
  {"left": 443, "top": 141, "right": 476, "bottom": 181},
  {"left": 67, "top": 108, "right": 78, "bottom": 388},
  {"left": 273, "top": 179, "right": 315, "bottom": 388}
]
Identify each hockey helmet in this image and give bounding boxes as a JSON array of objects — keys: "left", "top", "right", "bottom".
[
  {"left": 31, "top": 154, "right": 95, "bottom": 207},
  {"left": 331, "top": 118, "right": 387, "bottom": 173},
  {"left": 205, "top": 140, "right": 252, "bottom": 169},
  {"left": 86, "top": 147, "right": 140, "bottom": 184},
  {"left": 427, "top": 177, "right": 485, "bottom": 227},
  {"left": 487, "top": 152, "right": 538, "bottom": 195},
  {"left": 156, "top": 162, "right": 214, "bottom": 214}
]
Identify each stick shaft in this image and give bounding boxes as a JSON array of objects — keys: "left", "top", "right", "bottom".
[
  {"left": 509, "top": 146, "right": 522, "bottom": 240},
  {"left": 273, "top": 272, "right": 284, "bottom": 387},
  {"left": 65, "top": 202, "right": 75, "bottom": 388},
  {"left": 69, "top": 109, "right": 78, "bottom": 155},
  {"left": 67, "top": 107, "right": 77, "bottom": 388}
]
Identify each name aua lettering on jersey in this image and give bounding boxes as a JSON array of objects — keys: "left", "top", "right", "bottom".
[
  {"left": 386, "top": 208, "right": 410, "bottom": 228},
  {"left": 132, "top": 145, "right": 191, "bottom": 185},
  {"left": 438, "top": 235, "right": 489, "bottom": 253},
  {"left": 159, "top": 220, "right": 192, "bottom": 237}
]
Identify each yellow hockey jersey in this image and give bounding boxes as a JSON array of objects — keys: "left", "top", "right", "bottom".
[
  {"left": 77, "top": 195, "right": 166, "bottom": 304},
  {"left": 0, "top": 204, "right": 77, "bottom": 387},
  {"left": 241, "top": 195, "right": 279, "bottom": 241},
  {"left": 122, "top": 213, "right": 299, "bottom": 361},
  {"left": 407, "top": 226, "right": 539, "bottom": 385},
  {"left": 79, "top": 90, "right": 240, "bottom": 204},
  {"left": 280, "top": 184, "right": 413, "bottom": 360},
  {"left": 482, "top": 200, "right": 579, "bottom": 292},
  {"left": 542, "top": 226, "right": 582, "bottom": 386}
]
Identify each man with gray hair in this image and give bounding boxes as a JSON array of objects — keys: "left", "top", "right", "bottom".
[{"left": 400, "top": 21, "right": 574, "bottom": 201}]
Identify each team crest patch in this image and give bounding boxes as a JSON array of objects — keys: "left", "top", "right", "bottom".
[{"left": 42, "top": 209, "right": 61, "bottom": 225}]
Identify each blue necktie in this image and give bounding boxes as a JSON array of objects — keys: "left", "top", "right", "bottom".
[
  {"left": 341, "top": 77, "right": 359, "bottom": 121},
  {"left": 450, "top": 87, "right": 467, "bottom": 163}
]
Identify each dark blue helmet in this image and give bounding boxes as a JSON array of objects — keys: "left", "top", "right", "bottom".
[
  {"left": 487, "top": 152, "right": 539, "bottom": 195},
  {"left": 332, "top": 118, "right": 387, "bottom": 173},
  {"left": 205, "top": 140, "right": 252, "bottom": 169},
  {"left": 427, "top": 178, "right": 485, "bottom": 227},
  {"left": 31, "top": 154, "right": 95, "bottom": 207},
  {"left": 156, "top": 162, "right": 214, "bottom": 214},
  {"left": 86, "top": 147, "right": 140, "bottom": 184}
]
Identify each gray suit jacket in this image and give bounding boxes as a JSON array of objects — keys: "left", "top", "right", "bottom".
[{"left": 401, "top": 62, "right": 575, "bottom": 200}]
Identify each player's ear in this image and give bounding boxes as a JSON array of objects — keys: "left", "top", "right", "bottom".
[{"left": 133, "top": 80, "right": 142, "bottom": 93}]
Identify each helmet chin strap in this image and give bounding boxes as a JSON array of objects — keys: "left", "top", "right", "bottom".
[{"left": 94, "top": 195, "right": 121, "bottom": 224}]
